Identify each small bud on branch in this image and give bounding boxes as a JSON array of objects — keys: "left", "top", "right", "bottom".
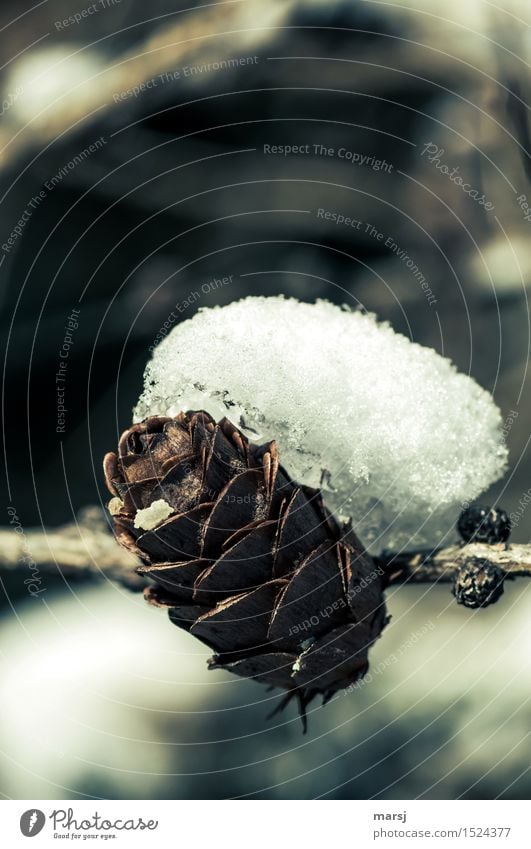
[{"left": 378, "top": 542, "right": 531, "bottom": 586}]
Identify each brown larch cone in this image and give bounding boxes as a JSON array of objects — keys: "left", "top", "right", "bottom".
[{"left": 104, "top": 411, "right": 388, "bottom": 729}]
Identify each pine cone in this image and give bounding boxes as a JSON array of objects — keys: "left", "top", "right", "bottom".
[{"left": 104, "top": 411, "right": 387, "bottom": 726}]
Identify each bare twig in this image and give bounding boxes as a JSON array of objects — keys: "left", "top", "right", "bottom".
[
  {"left": 1, "top": 506, "right": 144, "bottom": 591},
  {"left": 377, "top": 542, "right": 531, "bottom": 585},
  {"left": 1, "top": 505, "right": 530, "bottom": 599}
]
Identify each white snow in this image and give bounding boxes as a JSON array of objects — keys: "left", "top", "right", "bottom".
[
  {"left": 108, "top": 496, "right": 124, "bottom": 516},
  {"left": 134, "top": 499, "right": 173, "bottom": 531},
  {"left": 134, "top": 297, "right": 507, "bottom": 551}
]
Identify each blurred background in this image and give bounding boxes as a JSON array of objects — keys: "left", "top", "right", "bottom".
[{"left": 0, "top": 0, "right": 530, "bottom": 800}]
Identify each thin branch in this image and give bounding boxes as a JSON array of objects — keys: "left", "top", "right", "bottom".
[
  {"left": 1, "top": 507, "right": 144, "bottom": 591},
  {"left": 2, "top": 506, "right": 531, "bottom": 597},
  {"left": 377, "top": 542, "right": 531, "bottom": 585}
]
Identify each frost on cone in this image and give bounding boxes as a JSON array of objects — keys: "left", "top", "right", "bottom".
[{"left": 104, "top": 411, "right": 387, "bottom": 725}]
